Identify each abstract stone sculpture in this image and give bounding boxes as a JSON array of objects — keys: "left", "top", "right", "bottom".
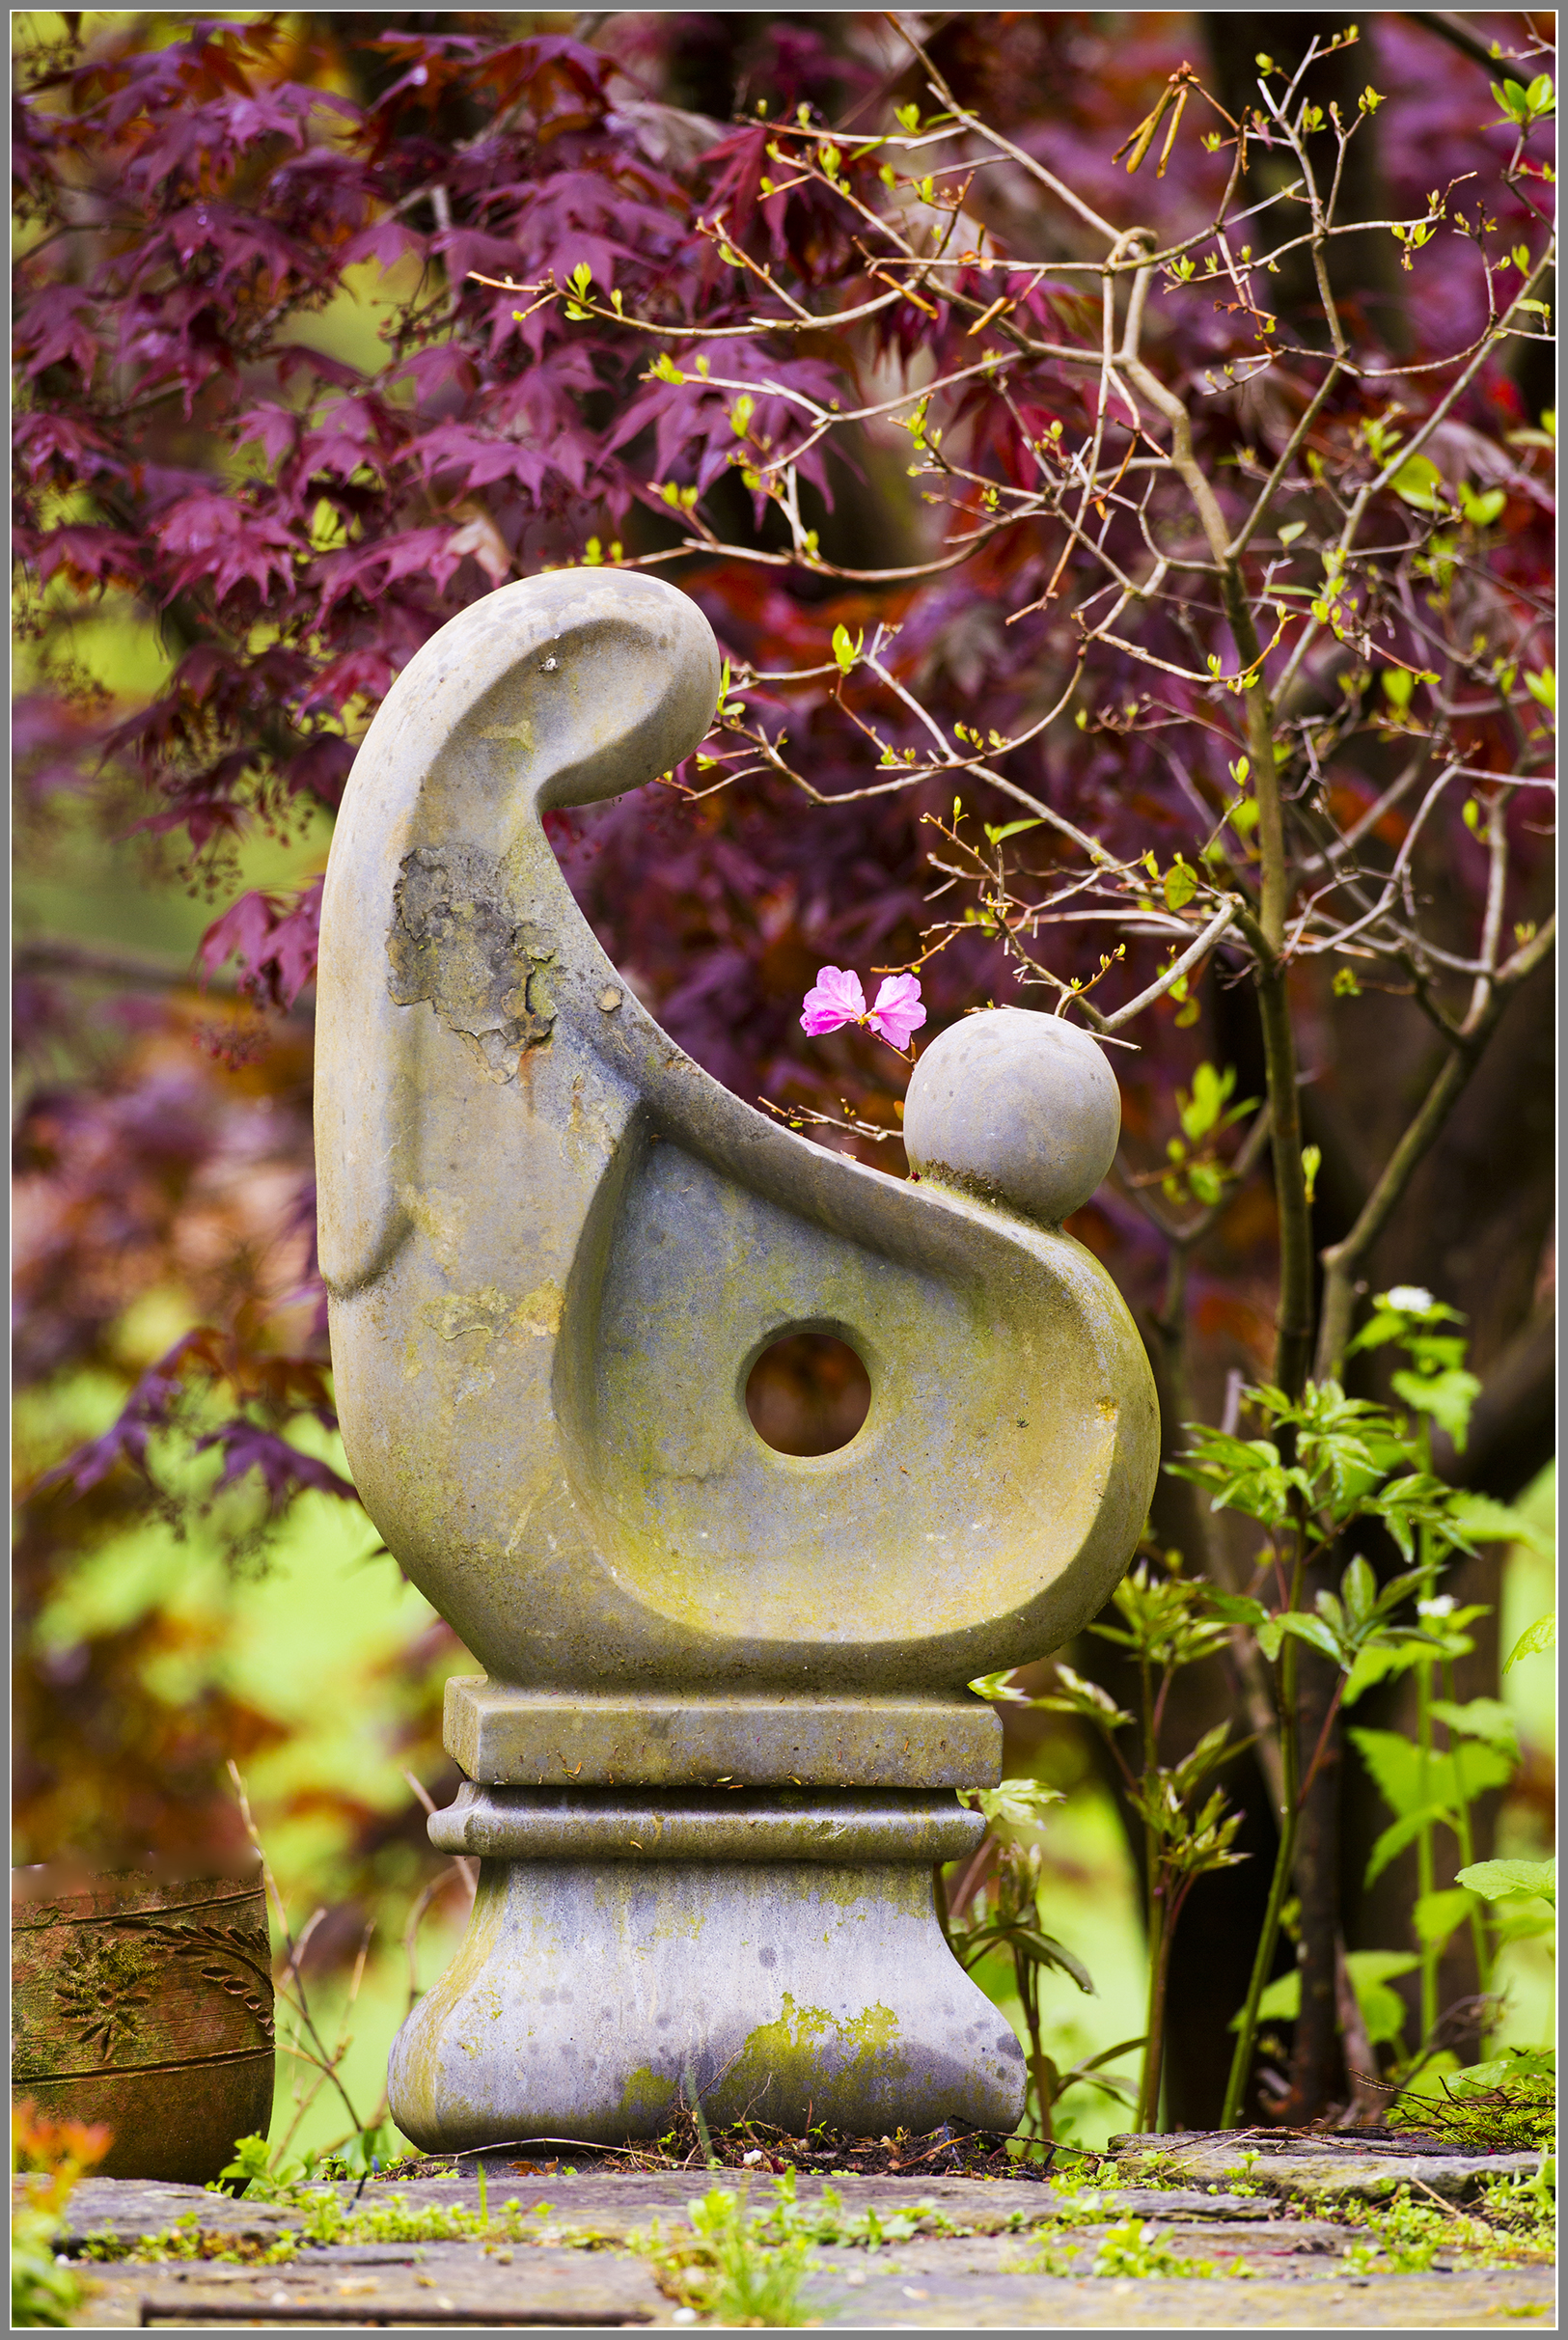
[{"left": 315, "top": 570, "right": 1159, "bottom": 2151}]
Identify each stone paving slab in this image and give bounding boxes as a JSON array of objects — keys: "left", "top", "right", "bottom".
[
  {"left": 44, "top": 2169, "right": 1274, "bottom": 2249},
  {"left": 1107, "top": 2130, "right": 1544, "bottom": 2205},
  {"left": 816, "top": 2218, "right": 1353, "bottom": 2273},
  {"left": 76, "top": 2244, "right": 662, "bottom": 2326},
  {"left": 810, "top": 2270, "right": 1554, "bottom": 2326},
  {"left": 32, "top": 2164, "right": 1554, "bottom": 2328},
  {"left": 68, "top": 2258, "right": 1557, "bottom": 2331},
  {"left": 47, "top": 2179, "right": 300, "bottom": 2251}
]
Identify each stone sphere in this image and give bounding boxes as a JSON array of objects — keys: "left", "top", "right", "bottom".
[{"left": 902, "top": 1007, "right": 1120, "bottom": 1225}]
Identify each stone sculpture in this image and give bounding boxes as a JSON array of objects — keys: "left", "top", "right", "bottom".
[{"left": 314, "top": 570, "right": 1159, "bottom": 2151}]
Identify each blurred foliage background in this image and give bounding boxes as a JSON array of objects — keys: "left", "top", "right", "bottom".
[{"left": 13, "top": 7, "right": 1554, "bottom": 2154}]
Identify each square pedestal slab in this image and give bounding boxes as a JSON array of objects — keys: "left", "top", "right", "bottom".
[{"left": 444, "top": 1681, "right": 1003, "bottom": 1788}]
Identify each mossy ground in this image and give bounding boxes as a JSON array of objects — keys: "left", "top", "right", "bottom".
[{"left": 375, "top": 2114, "right": 1049, "bottom": 2184}]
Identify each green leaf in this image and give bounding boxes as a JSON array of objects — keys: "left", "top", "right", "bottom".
[
  {"left": 1354, "top": 1987, "right": 1411, "bottom": 2051},
  {"left": 830, "top": 621, "right": 863, "bottom": 674},
  {"left": 1447, "top": 1492, "right": 1551, "bottom": 1551},
  {"left": 1360, "top": 1485, "right": 1433, "bottom": 1566},
  {"left": 1348, "top": 1288, "right": 1465, "bottom": 1355},
  {"left": 1349, "top": 1725, "right": 1514, "bottom": 1828},
  {"left": 1345, "top": 1950, "right": 1420, "bottom": 2048},
  {"left": 1372, "top": 1565, "right": 1428, "bottom": 1619},
  {"left": 1163, "top": 859, "right": 1197, "bottom": 912},
  {"left": 1176, "top": 1060, "right": 1242, "bottom": 1142},
  {"left": 969, "top": 1669, "right": 1030, "bottom": 1704},
  {"left": 1278, "top": 519, "right": 1306, "bottom": 545},
  {"left": 1340, "top": 1555, "right": 1377, "bottom": 1626},
  {"left": 1341, "top": 1638, "right": 1431, "bottom": 1708},
  {"left": 1389, "top": 1364, "right": 1481, "bottom": 1444},
  {"left": 1207, "top": 1591, "right": 1269, "bottom": 1628},
  {"left": 1444, "top": 2048, "right": 1555, "bottom": 2094},
  {"left": 1034, "top": 1663, "right": 1134, "bottom": 1732},
  {"left": 1493, "top": 72, "right": 1554, "bottom": 124},
  {"left": 1430, "top": 1696, "right": 1519, "bottom": 1759},
  {"left": 1389, "top": 454, "right": 1446, "bottom": 510},
  {"left": 960, "top": 1920, "right": 1095, "bottom": 1995},
  {"left": 1315, "top": 1589, "right": 1347, "bottom": 1638},
  {"left": 1409, "top": 1603, "right": 1489, "bottom": 1662},
  {"left": 1167, "top": 1720, "right": 1236, "bottom": 1798},
  {"left": 1012, "top": 1926, "right": 1096, "bottom": 1994},
  {"left": 1365, "top": 1803, "right": 1453, "bottom": 1888},
  {"left": 1240, "top": 1952, "right": 1416, "bottom": 2048},
  {"left": 960, "top": 1777, "right": 1065, "bottom": 1831},
  {"left": 1240, "top": 1968, "right": 1301, "bottom": 2026},
  {"left": 1525, "top": 665, "right": 1554, "bottom": 716},
  {"left": 984, "top": 816, "right": 1044, "bottom": 844},
  {"left": 1277, "top": 1610, "right": 1345, "bottom": 1665},
  {"left": 216, "top": 2134, "right": 277, "bottom": 2197},
  {"left": 1169, "top": 1419, "right": 1301, "bottom": 1531},
  {"left": 1455, "top": 1857, "right": 1554, "bottom": 1910},
  {"left": 1460, "top": 487, "right": 1505, "bottom": 526},
  {"left": 1075, "top": 2034, "right": 1148, "bottom": 2076},
  {"left": 1504, "top": 1610, "right": 1555, "bottom": 1670},
  {"left": 1414, "top": 1886, "right": 1475, "bottom": 1953},
  {"left": 1495, "top": 1909, "right": 1556, "bottom": 1946}
]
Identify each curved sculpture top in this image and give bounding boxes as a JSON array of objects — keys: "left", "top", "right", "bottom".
[{"left": 315, "top": 571, "right": 1158, "bottom": 1693}]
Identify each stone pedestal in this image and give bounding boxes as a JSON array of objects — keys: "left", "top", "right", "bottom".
[
  {"left": 389, "top": 1786, "right": 1021, "bottom": 2149},
  {"left": 314, "top": 570, "right": 1160, "bottom": 2153}
]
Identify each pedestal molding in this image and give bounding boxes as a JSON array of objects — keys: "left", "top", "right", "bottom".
[{"left": 427, "top": 1782, "right": 986, "bottom": 1864}]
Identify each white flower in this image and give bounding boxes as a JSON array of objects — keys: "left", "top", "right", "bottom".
[
  {"left": 1417, "top": 1594, "right": 1456, "bottom": 1619},
  {"left": 1384, "top": 1284, "right": 1437, "bottom": 1315}
]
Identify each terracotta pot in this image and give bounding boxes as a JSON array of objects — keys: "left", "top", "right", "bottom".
[{"left": 12, "top": 1869, "right": 275, "bottom": 2184}]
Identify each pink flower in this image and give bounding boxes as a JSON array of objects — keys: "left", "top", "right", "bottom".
[
  {"left": 866, "top": 973, "right": 926, "bottom": 1050},
  {"left": 800, "top": 965, "right": 866, "bottom": 1035},
  {"left": 799, "top": 966, "right": 925, "bottom": 1052}
]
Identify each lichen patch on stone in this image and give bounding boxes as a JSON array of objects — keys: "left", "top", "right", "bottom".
[{"left": 388, "top": 842, "right": 555, "bottom": 1082}]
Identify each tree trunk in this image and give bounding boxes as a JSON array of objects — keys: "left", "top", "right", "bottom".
[{"left": 1278, "top": 1638, "right": 1345, "bottom": 2121}]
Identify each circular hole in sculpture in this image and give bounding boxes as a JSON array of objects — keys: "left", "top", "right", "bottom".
[{"left": 745, "top": 1333, "right": 871, "bottom": 1458}]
